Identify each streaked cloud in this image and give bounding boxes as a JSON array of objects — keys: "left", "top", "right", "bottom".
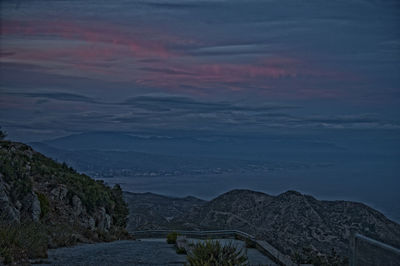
[{"left": 0, "top": 0, "right": 399, "bottom": 141}]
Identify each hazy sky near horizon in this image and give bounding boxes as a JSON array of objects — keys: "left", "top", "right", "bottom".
[{"left": 0, "top": 0, "right": 399, "bottom": 141}]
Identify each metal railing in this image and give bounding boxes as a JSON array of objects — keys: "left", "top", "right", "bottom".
[
  {"left": 132, "top": 229, "right": 255, "bottom": 240},
  {"left": 131, "top": 229, "right": 296, "bottom": 266},
  {"left": 350, "top": 233, "right": 400, "bottom": 266}
]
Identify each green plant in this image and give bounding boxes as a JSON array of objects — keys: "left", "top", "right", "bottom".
[
  {"left": 176, "top": 247, "right": 187, "bottom": 254},
  {"left": 0, "top": 222, "right": 48, "bottom": 264},
  {"left": 45, "top": 223, "right": 78, "bottom": 248},
  {"left": 245, "top": 238, "right": 256, "bottom": 248},
  {"left": 187, "top": 240, "right": 248, "bottom": 266},
  {"left": 291, "top": 246, "right": 348, "bottom": 266},
  {"left": 167, "top": 231, "right": 178, "bottom": 244},
  {"left": 36, "top": 192, "right": 50, "bottom": 219},
  {"left": 0, "top": 127, "right": 6, "bottom": 140},
  {"left": 111, "top": 184, "right": 129, "bottom": 227}
]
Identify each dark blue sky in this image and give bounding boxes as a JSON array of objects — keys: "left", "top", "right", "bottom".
[
  {"left": 1, "top": 0, "right": 400, "bottom": 221},
  {"left": 0, "top": 0, "right": 399, "bottom": 141}
]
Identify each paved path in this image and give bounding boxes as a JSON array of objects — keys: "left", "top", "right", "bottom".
[
  {"left": 37, "top": 238, "right": 276, "bottom": 265},
  {"left": 37, "top": 239, "right": 186, "bottom": 266}
]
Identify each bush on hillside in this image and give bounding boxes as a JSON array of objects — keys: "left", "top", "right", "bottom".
[
  {"left": 36, "top": 192, "right": 50, "bottom": 219},
  {"left": 0, "top": 222, "right": 47, "bottom": 264},
  {"left": 0, "top": 128, "right": 6, "bottom": 140}
]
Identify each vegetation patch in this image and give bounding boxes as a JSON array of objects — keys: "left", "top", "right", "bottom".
[
  {"left": 36, "top": 192, "right": 50, "bottom": 219},
  {"left": 0, "top": 222, "right": 48, "bottom": 265},
  {"left": 245, "top": 238, "right": 256, "bottom": 249},
  {"left": 186, "top": 240, "right": 248, "bottom": 266},
  {"left": 292, "top": 246, "right": 348, "bottom": 265},
  {"left": 176, "top": 247, "right": 187, "bottom": 254},
  {"left": 166, "top": 231, "right": 178, "bottom": 244}
]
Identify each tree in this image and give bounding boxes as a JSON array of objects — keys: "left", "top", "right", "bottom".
[
  {"left": 0, "top": 126, "right": 6, "bottom": 140},
  {"left": 111, "top": 184, "right": 129, "bottom": 227}
]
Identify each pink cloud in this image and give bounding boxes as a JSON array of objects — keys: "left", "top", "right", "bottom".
[
  {"left": 1, "top": 19, "right": 179, "bottom": 59},
  {"left": 137, "top": 58, "right": 338, "bottom": 92},
  {"left": 1, "top": 19, "right": 356, "bottom": 100}
]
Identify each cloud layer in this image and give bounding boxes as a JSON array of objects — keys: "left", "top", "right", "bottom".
[{"left": 1, "top": 0, "right": 399, "bottom": 140}]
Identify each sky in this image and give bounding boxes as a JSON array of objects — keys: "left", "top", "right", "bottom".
[
  {"left": 1, "top": 0, "right": 400, "bottom": 221},
  {"left": 0, "top": 0, "right": 399, "bottom": 141}
]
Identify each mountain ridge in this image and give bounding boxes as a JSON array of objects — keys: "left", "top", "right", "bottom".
[{"left": 125, "top": 189, "right": 400, "bottom": 263}]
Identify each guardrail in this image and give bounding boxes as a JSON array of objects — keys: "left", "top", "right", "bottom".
[
  {"left": 132, "top": 229, "right": 296, "bottom": 266},
  {"left": 350, "top": 233, "right": 400, "bottom": 266}
]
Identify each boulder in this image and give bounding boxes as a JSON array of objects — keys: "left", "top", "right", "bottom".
[
  {"left": 72, "top": 195, "right": 83, "bottom": 216},
  {"left": 31, "top": 193, "right": 41, "bottom": 222},
  {"left": 96, "top": 207, "right": 112, "bottom": 231},
  {"left": 50, "top": 185, "right": 68, "bottom": 202},
  {"left": 88, "top": 217, "right": 96, "bottom": 230},
  {"left": 0, "top": 176, "right": 20, "bottom": 223},
  {"left": 22, "top": 192, "right": 41, "bottom": 222}
]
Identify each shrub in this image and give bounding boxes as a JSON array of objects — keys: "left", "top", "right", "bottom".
[
  {"left": 0, "top": 128, "right": 6, "bottom": 140},
  {"left": 46, "top": 223, "right": 78, "bottom": 248},
  {"left": 111, "top": 184, "right": 129, "bottom": 227},
  {"left": 245, "top": 238, "right": 256, "bottom": 248},
  {"left": 292, "top": 246, "right": 348, "bottom": 265},
  {"left": 0, "top": 222, "right": 47, "bottom": 264},
  {"left": 167, "top": 232, "right": 178, "bottom": 244},
  {"left": 36, "top": 192, "right": 50, "bottom": 219},
  {"left": 187, "top": 240, "right": 248, "bottom": 266},
  {"left": 176, "top": 247, "right": 187, "bottom": 254}
]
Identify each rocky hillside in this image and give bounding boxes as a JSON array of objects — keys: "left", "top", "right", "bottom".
[
  {"left": 124, "top": 192, "right": 205, "bottom": 231},
  {"left": 126, "top": 189, "right": 400, "bottom": 264},
  {"left": 0, "top": 141, "right": 129, "bottom": 264}
]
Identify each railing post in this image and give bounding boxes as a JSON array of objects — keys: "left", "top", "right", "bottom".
[{"left": 350, "top": 232, "right": 356, "bottom": 266}]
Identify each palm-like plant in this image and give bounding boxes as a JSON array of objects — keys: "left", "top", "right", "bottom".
[{"left": 187, "top": 240, "right": 248, "bottom": 266}]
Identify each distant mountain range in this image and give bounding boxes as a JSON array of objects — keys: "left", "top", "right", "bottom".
[
  {"left": 31, "top": 131, "right": 351, "bottom": 160},
  {"left": 124, "top": 189, "right": 400, "bottom": 263},
  {"left": 124, "top": 192, "right": 206, "bottom": 232},
  {"left": 30, "top": 136, "right": 321, "bottom": 179}
]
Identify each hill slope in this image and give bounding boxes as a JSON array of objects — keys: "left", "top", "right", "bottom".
[
  {"left": 0, "top": 141, "right": 129, "bottom": 263},
  {"left": 125, "top": 189, "right": 400, "bottom": 263},
  {"left": 174, "top": 189, "right": 400, "bottom": 261},
  {"left": 123, "top": 192, "right": 205, "bottom": 231}
]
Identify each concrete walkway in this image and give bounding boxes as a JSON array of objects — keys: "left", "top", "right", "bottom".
[
  {"left": 36, "top": 238, "right": 276, "bottom": 265},
  {"left": 37, "top": 239, "right": 186, "bottom": 266}
]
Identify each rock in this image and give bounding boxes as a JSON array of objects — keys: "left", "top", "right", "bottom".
[
  {"left": 24, "top": 149, "right": 33, "bottom": 159},
  {"left": 88, "top": 217, "right": 96, "bottom": 230},
  {"left": 104, "top": 213, "right": 112, "bottom": 231},
  {"left": 22, "top": 192, "right": 41, "bottom": 222},
  {"left": 0, "top": 177, "right": 20, "bottom": 223},
  {"left": 96, "top": 207, "right": 112, "bottom": 231},
  {"left": 176, "top": 236, "right": 189, "bottom": 252},
  {"left": 15, "top": 200, "right": 22, "bottom": 210},
  {"left": 72, "top": 195, "right": 83, "bottom": 216},
  {"left": 31, "top": 193, "right": 41, "bottom": 222},
  {"left": 50, "top": 185, "right": 68, "bottom": 202}
]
